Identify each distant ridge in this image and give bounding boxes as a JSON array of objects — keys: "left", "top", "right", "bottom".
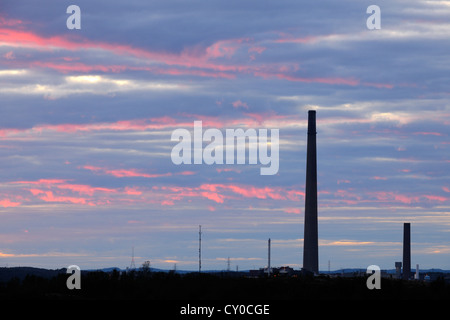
[
  {"left": 1, "top": 266, "right": 449, "bottom": 283},
  {"left": 85, "top": 267, "right": 192, "bottom": 274},
  {"left": 0, "top": 266, "right": 66, "bottom": 282},
  {"left": 322, "top": 268, "right": 450, "bottom": 274}
]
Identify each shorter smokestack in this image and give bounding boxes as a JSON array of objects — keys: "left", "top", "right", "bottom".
[{"left": 403, "top": 223, "right": 411, "bottom": 280}]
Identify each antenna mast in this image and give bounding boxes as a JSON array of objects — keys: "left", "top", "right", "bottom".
[
  {"left": 268, "top": 238, "right": 271, "bottom": 276},
  {"left": 199, "top": 225, "right": 202, "bottom": 273}
]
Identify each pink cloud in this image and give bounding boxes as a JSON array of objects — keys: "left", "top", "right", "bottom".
[
  {"left": 0, "top": 16, "right": 23, "bottom": 27},
  {"left": 225, "top": 185, "right": 271, "bottom": 199},
  {"left": 393, "top": 194, "right": 419, "bottom": 204},
  {"left": 6, "top": 177, "right": 298, "bottom": 209},
  {"left": 423, "top": 195, "right": 448, "bottom": 202},
  {"left": 201, "top": 192, "right": 225, "bottom": 204},
  {"left": 12, "top": 179, "right": 68, "bottom": 185},
  {"left": 15, "top": 179, "right": 116, "bottom": 198},
  {"left": 27, "top": 61, "right": 236, "bottom": 79},
  {"left": 48, "top": 117, "right": 187, "bottom": 133},
  {"left": 124, "top": 187, "right": 143, "bottom": 196},
  {"left": 205, "top": 38, "right": 248, "bottom": 59},
  {"left": 56, "top": 183, "right": 117, "bottom": 196},
  {"left": 286, "top": 190, "right": 305, "bottom": 201},
  {"left": 3, "top": 51, "right": 15, "bottom": 60},
  {"left": 232, "top": 100, "right": 249, "bottom": 109},
  {"left": 335, "top": 189, "right": 362, "bottom": 201},
  {"left": 179, "top": 171, "right": 196, "bottom": 176},
  {"left": 254, "top": 71, "right": 360, "bottom": 86},
  {"left": 7, "top": 178, "right": 307, "bottom": 209},
  {"left": 366, "top": 191, "right": 447, "bottom": 205},
  {"left": 198, "top": 184, "right": 219, "bottom": 193},
  {"left": 283, "top": 207, "right": 301, "bottom": 214},
  {"left": 362, "top": 82, "right": 394, "bottom": 89},
  {"left": 0, "top": 95, "right": 279, "bottom": 142},
  {"left": 30, "top": 61, "right": 127, "bottom": 73},
  {"left": 83, "top": 165, "right": 172, "bottom": 178},
  {"left": 0, "top": 27, "right": 250, "bottom": 76},
  {"left": 39, "top": 191, "right": 87, "bottom": 205},
  {"left": 0, "top": 198, "right": 21, "bottom": 207},
  {"left": 199, "top": 183, "right": 300, "bottom": 202},
  {"left": 29, "top": 188, "right": 45, "bottom": 196},
  {"left": 216, "top": 168, "right": 241, "bottom": 174},
  {"left": 0, "top": 112, "right": 300, "bottom": 142},
  {"left": 83, "top": 165, "right": 195, "bottom": 179},
  {"left": 152, "top": 183, "right": 303, "bottom": 206},
  {"left": 11, "top": 178, "right": 145, "bottom": 207},
  {"left": 273, "top": 34, "right": 318, "bottom": 44},
  {"left": 0, "top": 26, "right": 396, "bottom": 88},
  {"left": 248, "top": 46, "right": 266, "bottom": 60},
  {"left": 413, "top": 132, "right": 443, "bottom": 136}
]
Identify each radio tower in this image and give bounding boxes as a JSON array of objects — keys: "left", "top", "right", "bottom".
[
  {"left": 129, "top": 246, "right": 136, "bottom": 270},
  {"left": 198, "top": 225, "right": 202, "bottom": 273}
]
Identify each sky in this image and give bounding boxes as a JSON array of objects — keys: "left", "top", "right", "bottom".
[{"left": 0, "top": 0, "right": 449, "bottom": 272}]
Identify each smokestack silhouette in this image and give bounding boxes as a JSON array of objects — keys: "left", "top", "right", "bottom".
[
  {"left": 403, "top": 223, "right": 411, "bottom": 280},
  {"left": 303, "top": 110, "right": 319, "bottom": 274}
]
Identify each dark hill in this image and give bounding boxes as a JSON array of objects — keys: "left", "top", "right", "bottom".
[{"left": 0, "top": 267, "right": 66, "bottom": 282}]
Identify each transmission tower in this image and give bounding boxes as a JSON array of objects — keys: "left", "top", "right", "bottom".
[{"left": 130, "top": 246, "right": 136, "bottom": 270}]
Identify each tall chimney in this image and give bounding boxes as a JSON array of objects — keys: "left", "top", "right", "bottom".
[
  {"left": 303, "top": 110, "right": 319, "bottom": 274},
  {"left": 403, "top": 223, "right": 411, "bottom": 280}
]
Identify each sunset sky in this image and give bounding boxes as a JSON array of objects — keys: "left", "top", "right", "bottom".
[{"left": 0, "top": 0, "right": 449, "bottom": 271}]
